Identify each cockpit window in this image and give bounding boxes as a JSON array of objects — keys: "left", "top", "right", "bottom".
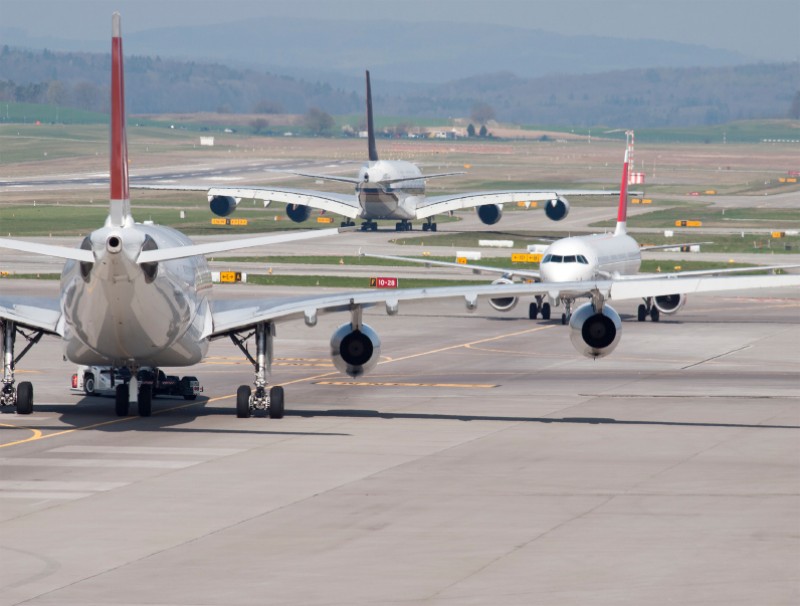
[
  {"left": 577, "top": 255, "right": 589, "bottom": 264},
  {"left": 550, "top": 255, "right": 563, "bottom": 263},
  {"left": 563, "top": 255, "right": 576, "bottom": 263},
  {"left": 542, "top": 254, "right": 552, "bottom": 263}
]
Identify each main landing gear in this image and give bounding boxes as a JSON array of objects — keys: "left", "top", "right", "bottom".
[
  {"left": 421, "top": 218, "right": 438, "bottom": 232},
  {"left": 560, "top": 299, "right": 574, "bottom": 325},
  {"left": 230, "top": 322, "right": 284, "bottom": 419},
  {"left": 113, "top": 368, "right": 153, "bottom": 417},
  {"left": 637, "top": 298, "right": 660, "bottom": 322},
  {"left": 340, "top": 219, "right": 356, "bottom": 228},
  {"left": 395, "top": 220, "right": 413, "bottom": 232},
  {"left": 360, "top": 220, "right": 378, "bottom": 231},
  {"left": 0, "top": 320, "right": 43, "bottom": 415}
]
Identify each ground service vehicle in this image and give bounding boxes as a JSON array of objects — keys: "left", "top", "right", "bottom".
[{"left": 72, "top": 366, "right": 200, "bottom": 400}]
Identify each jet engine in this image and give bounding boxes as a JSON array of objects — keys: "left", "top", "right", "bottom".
[
  {"left": 544, "top": 196, "right": 570, "bottom": 221},
  {"left": 209, "top": 195, "right": 238, "bottom": 217},
  {"left": 653, "top": 293, "right": 686, "bottom": 315},
  {"left": 569, "top": 302, "right": 622, "bottom": 359},
  {"left": 286, "top": 204, "right": 312, "bottom": 223},
  {"left": 476, "top": 204, "right": 503, "bottom": 225},
  {"left": 488, "top": 277, "right": 518, "bottom": 312},
  {"left": 330, "top": 323, "right": 381, "bottom": 377}
]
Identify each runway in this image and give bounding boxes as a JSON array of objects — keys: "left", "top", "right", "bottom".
[{"left": 1, "top": 282, "right": 798, "bottom": 605}]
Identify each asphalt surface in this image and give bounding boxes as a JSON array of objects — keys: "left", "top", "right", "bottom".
[
  {"left": 1, "top": 280, "right": 799, "bottom": 605},
  {"left": 1, "top": 156, "right": 799, "bottom": 605}
]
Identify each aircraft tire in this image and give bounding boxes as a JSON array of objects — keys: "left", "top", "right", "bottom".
[
  {"left": 650, "top": 307, "right": 660, "bottom": 322},
  {"left": 16, "top": 382, "right": 33, "bottom": 415},
  {"left": 138, "top": 385, "right": 152, "bottom": 417},
  {"left": 236, "top": 385, "right": 252, "bottom": 418},
  {"left": 269, "top": 386, "right": 285, "bottom": 419},
  {"left": 528, "top": 303, "right": 538, "bottom": 320},
  {"left": 637, "top": 304, "right": 647, "bottom": 322},
  {"left": 541, "top": 303, "right": 551, "bottom": 320},
  {"left": 115, "top": 384, "right": 129, "bottom": 416},
  {"left": 561, "top": 313, "right": 567, "bottom": 325},
  {"left": 84, "top": 374, "right": 96, "bottom": 395}
]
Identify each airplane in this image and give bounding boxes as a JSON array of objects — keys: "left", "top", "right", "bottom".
[
  {"left": 134, "top": 70, "right": 620, "bottom": 232},
  {"left": 362, "top": 131, "right": 800, "bottom": 325},
  {"left": 0, "top": 14, "right": 659, "bottom": 420},
  {"left": 1, "top": 18, "right": 798, "bottom": 423}
]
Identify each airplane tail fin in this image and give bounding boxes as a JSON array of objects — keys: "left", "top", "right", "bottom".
[
  {"left": 365, "top": 70, "right": 379, "bottom": 162},
  {"left": 614, "top": 130, "right": 633, "bottom": 236},
  {"left": 109, "top": 12, "right": 132, "bottom": 228}
]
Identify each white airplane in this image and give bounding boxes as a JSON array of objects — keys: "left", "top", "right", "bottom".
[
  {"left": 363, "top": 132, "right": 800, "bottom": 330},
  {"left": 134, "top": 71, "right": 619, "bottom": 232},
  {"left": 1, "top": 19, "right": 797, "bottom": 421}
]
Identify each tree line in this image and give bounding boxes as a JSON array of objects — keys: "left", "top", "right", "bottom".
[{"left": 1, "top": 45, "right": 797, "bottom": 128}]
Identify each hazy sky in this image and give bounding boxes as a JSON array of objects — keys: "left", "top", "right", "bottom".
[{"left": 2, "top": 0, "right": 798, "bottom": 62}]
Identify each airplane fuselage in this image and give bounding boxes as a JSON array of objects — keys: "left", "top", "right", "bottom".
[
  {"left": 355, "top": 160, "right": 424, "bottom": 220},
  {"left": 540, "top": 232, "right": 641, "bottom": 283},
  {"left": 61, "top": 222, "right": 212, "bottom": 367}
]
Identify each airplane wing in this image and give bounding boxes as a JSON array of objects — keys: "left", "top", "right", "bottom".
[
  {"left": 208, "top": 272, "right": 800, "bottom": 338},
  {"left": 607, "top": 263, "right": 800, "bottom": 281},
  {"left": 133, "top": 184, "right": 362, "bottom": 219},
  {"left": 361, "top": 253, "right": 797, "bottom": 284},
  {"left": 280, "top": 171, "right": 362, "bottom": 185},
  {"left": 360, "top": 251, "right": 540, "bottom": 279},
  {"left": 640, "top": 242, "right": 714, "bottom": 251},
  {"left": 0, "top": 294, "right": 62, "bottom": 335},
  {"left": 416, "top": 189, "right": 617, "bottom": 219}
]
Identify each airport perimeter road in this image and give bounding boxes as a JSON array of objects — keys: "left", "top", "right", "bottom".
[{"left": 0, "top": 284, "right": 798, "bottom": 605}]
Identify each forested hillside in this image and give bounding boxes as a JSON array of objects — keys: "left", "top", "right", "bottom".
[{"left": 1, "top": 46, "right": 797, "bottom": 127}]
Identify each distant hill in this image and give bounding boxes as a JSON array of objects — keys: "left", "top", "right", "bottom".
[{"left": 0, "top": 46, "right": 796, "bottom": 128}]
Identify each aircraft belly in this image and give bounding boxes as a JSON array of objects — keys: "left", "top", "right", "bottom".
[
  {"left": 359, "top": 190, "right": 416, "bottom": 220},
  {"left": 61, "top": 262, "right": 208, "bottom": 366}
]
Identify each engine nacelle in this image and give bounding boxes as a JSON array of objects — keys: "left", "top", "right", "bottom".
[
  {"left": 544, "top": 196, "right": 570, "bottom": 221},
  {"left": 476, "top": 204, "right": 503, "bottom": 225},
  {"left": 286, "top": 204, "right": 312, "bottom": 223},
  {"left": 653, "top": 293, "right": 686, "bottom": 315},
  {"left": 488, "top": 277, "right": 518, "bottom": 312},
  {"left": 569, "top": 302, "right": 622, "bottom": 359},
  {"left": 330, "top": 323, "right": 381, "bottom": 377},
  {"left": 209, "top": 195, "right": 238, "bottom": 217}
]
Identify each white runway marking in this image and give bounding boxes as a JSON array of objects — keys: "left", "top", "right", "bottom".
[
  {"left": 49, "top": 445, "right": 243, "bottom": 457},
  {"left": 0, "top": 458, "right": 195, "bottom": 469}
]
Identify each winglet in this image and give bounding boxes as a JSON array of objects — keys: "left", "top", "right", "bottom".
[
  {"left": 366, "top": 70, "right": 379, "bottom": 162},
  {"left": 614, "top": 131, "right": 633, "bottom": 236},
  {"left": 109, "top": 12, "right": 131, "bottom": 228}
]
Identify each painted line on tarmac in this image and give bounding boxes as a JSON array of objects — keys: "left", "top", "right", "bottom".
[
  {"left": 314, "top": 381, "right": 497, "bottom": 389},
  {"left": 0, "top": 394, "right": 235, "bottom": 450}
]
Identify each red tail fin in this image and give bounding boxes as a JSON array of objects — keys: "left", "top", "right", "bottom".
[
  {"left": 109, "top": 12, "right": 131, "bottom": 227},
  {"left": 614, "top": 131, "right": 633, "bottom": 236}
]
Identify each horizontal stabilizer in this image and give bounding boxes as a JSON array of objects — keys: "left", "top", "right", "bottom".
[
  {"left": 0, "top": 238, "right": 93, "bottom": 263},
  {"left": 137, "top": 226, "right": 350, "bottom": 264}
]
